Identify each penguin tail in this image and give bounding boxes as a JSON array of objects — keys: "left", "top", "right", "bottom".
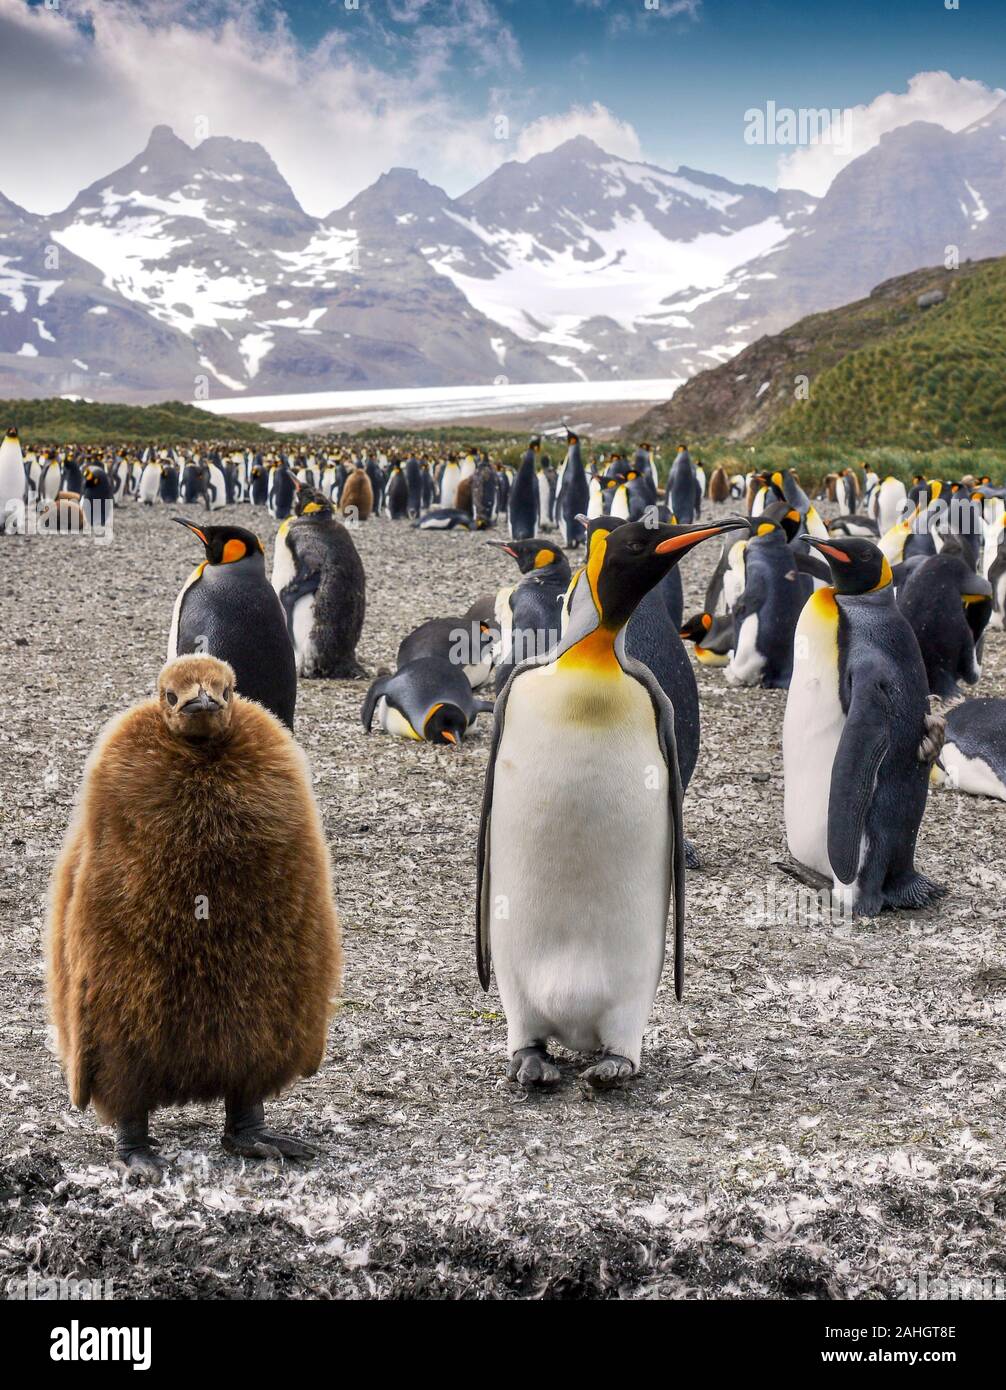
[{"left": 773, "top": 859, "right": 832, "bottom": 893}]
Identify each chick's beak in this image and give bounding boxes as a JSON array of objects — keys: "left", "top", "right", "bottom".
[{"left": 180, "top": 688, "right": 221, "bottom": 715}]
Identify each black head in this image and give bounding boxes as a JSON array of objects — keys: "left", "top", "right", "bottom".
[
  {"left": 584, "top": 515, "right": 750, "bottom": 631},
  {"left": 173, "top": 518, "right": 264, "bottom": 565},
  {"left": 424, "top": 703, "right": 468, "bottom": 746},
  {"left": 294, "top": 485, "right": 333, "bottom": 517},
  {"left": 755, "top": 500, "right": 802, "bottom": 542},
  {"left": 488, "top": 537, "right": 569, "bottom": 576},
  {"left": 807, "top": 536, "right": 892, "bottom": 594},
  {"left": 679, "top": 611, "right": 713, "bottom": 643}
]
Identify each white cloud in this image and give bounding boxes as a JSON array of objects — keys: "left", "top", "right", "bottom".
[
  {"left": 777, "top": 71, "right": 1006, "bottom": 197},
  {"left": 515, "top": 103, "right": 643, "bottom": 163},
  {"left": 0, "top": 0, "right": 521, "bottom": 216}
]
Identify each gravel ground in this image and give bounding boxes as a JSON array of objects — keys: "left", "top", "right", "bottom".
[{"left": 2, "top": 498, "right": 1005, "bottom": 1301}]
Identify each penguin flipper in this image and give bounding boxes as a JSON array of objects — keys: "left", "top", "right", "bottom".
[
  {"left": 475, "top": 666, "right": 523, "bottom": 990},
  {"left": 360, "top": 675, "right": 390, "bottom": 731},
  {"left": 827, "top": 683, "right": 891, "bottom": 886},
  {"left": 622, "top": 656, "right": 686, "bottom": 1001}
]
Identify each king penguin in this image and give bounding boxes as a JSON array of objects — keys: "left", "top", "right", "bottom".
[
  {"left": 271, "top": 485, "right": 367, "bottom": 679},
  {"left": 932, "top": 698, "right": 1006, "bottom": 800},
  {"left": 508, "top": 437, "right": 540, "bottom": 541},
  {"left": 169, "top": 519, "right": 298, "bottom": 729},
  {"left": 556, "top": 430, "right": 589, "bottom": 549},
  {"left": 476, "top": 515, "right": 747, "bottom": 1089},
  {"left": 782, "top": 536, "right": 946, "bottom": 916},
  {"left": 0, "top": 426, "right": 26, "bottom": 533}
]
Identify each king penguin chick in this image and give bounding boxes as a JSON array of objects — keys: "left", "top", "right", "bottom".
[
  {"left": 46, "top": 655, "right": 341, "bottom": 1181},
  {"left": 783, "top": 537, "right": 947, "bottom": 917},
  {"left": 169, "top": 519, "right": 298, "bottom": 729},
  {"left": 271, "top": 485, "right": 368, "bottom": 679},
  {"left": 477, "top": 515, "right": 747, "bottom": 1091}
]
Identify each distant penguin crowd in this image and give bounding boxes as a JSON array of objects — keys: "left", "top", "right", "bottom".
[{"left": 5, "top": 414, "right": 1000, "bottom": 1168}]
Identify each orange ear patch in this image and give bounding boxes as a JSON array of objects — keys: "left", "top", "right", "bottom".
[{"left": 221, "top": 539, "right": 247, "bottom": 564}]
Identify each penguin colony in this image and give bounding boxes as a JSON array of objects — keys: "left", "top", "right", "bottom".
[{"left": 1, "top": 420, "right": 1001, "bottom": 1173}]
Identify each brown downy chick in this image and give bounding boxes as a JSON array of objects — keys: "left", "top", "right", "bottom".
[{"left": 46, "top": 654, "right": 341, "bottom": 1182}]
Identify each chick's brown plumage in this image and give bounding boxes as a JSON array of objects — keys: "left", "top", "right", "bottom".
[{"left": 46, "top": 660, "right": 341, "bottom": 1124}]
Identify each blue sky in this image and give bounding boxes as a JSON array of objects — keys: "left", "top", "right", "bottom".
[{"left": 6, "top": 0, "right": 1005, "bottom": 213}]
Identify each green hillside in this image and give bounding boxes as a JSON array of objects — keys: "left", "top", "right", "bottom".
[
  {"left": 0, "top": 398, "right": 276, "bottom": 446},
  {"left": 767, "top": 257, "right": 1006, "bottom": 447}
]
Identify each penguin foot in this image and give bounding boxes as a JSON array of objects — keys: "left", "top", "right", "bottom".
[
  {"left": 684, "top": 838, "right": 702, "bottom": 870},
  {"left": 114, "top": 1148, "right": 167, "bottom": 1184},
  {"left": 883, "top": 872, "right": 948, "bottom": 912},
  {"left": 507, "top": 1047, "right": 561, "bottom": 1089},
  {"left": 579, "top": 1055, "right": 635, "bottom": 1091},
  {"left": 223, "top": 1101, "right": 318, "bottom": 1161},
  {"left": 114, "top": 1117, "right": 166, "bottom": 1184}
]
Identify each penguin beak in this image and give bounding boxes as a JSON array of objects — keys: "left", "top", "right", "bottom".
[
  {"left": 180, "top": 688, "right": 221, "bottom": 715},
  {"left": 654, "top": 517, "right": 750, "bottom": 556},
  {"left": 441, "top": 730, "right": 458, "bottom": 745},
  {"left": 487, "top": 541, "right": 518, "bottom": 558},
  {"left": 173, "top": 517, "right": 208, "bottom": 546},
  {"left": 807, "top": 539, "right": 853, "bottom": 565}
]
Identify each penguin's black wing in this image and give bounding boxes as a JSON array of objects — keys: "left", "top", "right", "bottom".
[
  {"left": 619, "top": 654, "right": 687, "bottom": 1001},
  {"left": 360, "top": 675, "right": 391, "bottom": 731},
  {"left": 827, "top": 678, "right": 892, "bottom": 885}
]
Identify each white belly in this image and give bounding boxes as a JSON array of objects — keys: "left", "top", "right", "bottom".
[
  {"left": 937, "top": 742, "right": 1006, "bottom": 800},
  {"left": 488, "top": 666, "right": 669, "bottom": 1059},
  {"left": 783, "top": 597, "right": 845, "bottom": 876},
  {"left": 291, "top": 593, "right": 317, "bottom": 675},
  {"left": 725, "top": 613, "right": 763, "bottom": 686}
]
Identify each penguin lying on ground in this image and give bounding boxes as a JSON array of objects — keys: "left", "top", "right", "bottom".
[
  {"left": 46, "top": 655, "right": 341, "bottom": 1181},
  {"left": 931, "top": 698, "right": 1006, "bottom": 800},
  {"left": 271, "top": 485, "right": 368, "bottom": 679},
  {"left": 477, "top": 515, "right": 747, "bottom": 1090},
  {"left": 170, "top": 520, "right": 298, "bottom": 729},
  {"left": 414, "top": 508, "right": 473, "bottom": 530},
  {"left": 397, "top": 616, "right": 495, "bottom": 689},
  {"left": 782, "top": 537, "right": 946, "bottom": 916},
  {"left": 897, "top": 545, "right": 992, "bottom": 699},
  {"left": 361, "top": 658, "right": 493, "bottom": 744}
]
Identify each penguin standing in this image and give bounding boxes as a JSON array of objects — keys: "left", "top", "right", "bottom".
[
  {"left": 159, "top": 461, "right": 180, "bottom": 504},
  {"left": 555, "top": 430, "right": 590, "bottom": 549},
  {"left": 725, "top": 506, "right": 813, "bottom": 689},
  {"left": 440, "top": 456, "right": 461, "bottom": 510},
  {"left": 271, "top": 487, "right": 367, "bottom": 679},
  {"left": 783, "top": 537, "right": 946, "bottom": 916},
  {"left": 0, "top": 426, "right": 26, "bottom": 533},
  {"left": 489, "top": 539, "right": 571, "bottom": 690},
  {"left": 46, "top": 654, "right": 340, "bottom": 1180},
  {"left": 897, "top": 546, "right": 992, "bottom": 698},
  {"left": 477, "top": 516, "right": 745, "bottom": 1089},
  {"left": 268, "top": 463, "right": 296, "bottom": 521},
  {"left": 362, "top": 658, "right": 493, "bottom": 744},
  {"left": 169, "top": 520, "right": 298, "bottom": 729},
  {"left": 340, "top": 463, "right": 373, "bottom": 523},
  {"left": 471, "top": 456, "right": 498, "bottom": 529},
  {"left": 386, "top": 461, "right": 409, "bottom": 520},
  {"left": 81, "top": 466, "right": 114, "bottom": 528},
  {"left": 249, "top": 464, "right": 269, "bottom": 507},
  {"left": 871, "top": 476, "right": 908, "bottom": 534},
  {"left": 404, "top": 456, "right": 424, "bottom": 519},
  {"left": 508, "top": 438, "right": 540, "bottom": 541},
  {"left": 665, "top": 444, "right": 697, "bottom": 523}
]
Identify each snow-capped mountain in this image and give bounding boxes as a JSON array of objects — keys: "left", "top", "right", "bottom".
[{"left": 1, "top": 105, "right": 1004, "bottom": 403}]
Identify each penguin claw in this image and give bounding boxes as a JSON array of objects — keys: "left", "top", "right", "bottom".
[
  {"left": 508, "top": 1047, "right": 561, "bottom": 1089},
  {"left": 223, "top": 1129, "right": 318, "bottom": 1161},
  {"left": 579, "top": 1055, "right": 635, "bottom": 1091},
  {"left": 114, "top": 1147, "right": 167, "bottom": 1185}
]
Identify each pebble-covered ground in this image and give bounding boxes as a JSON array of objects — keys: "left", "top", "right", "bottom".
[{"left": 1, "top": 497, "right": 1004, "bottom": 1301}]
